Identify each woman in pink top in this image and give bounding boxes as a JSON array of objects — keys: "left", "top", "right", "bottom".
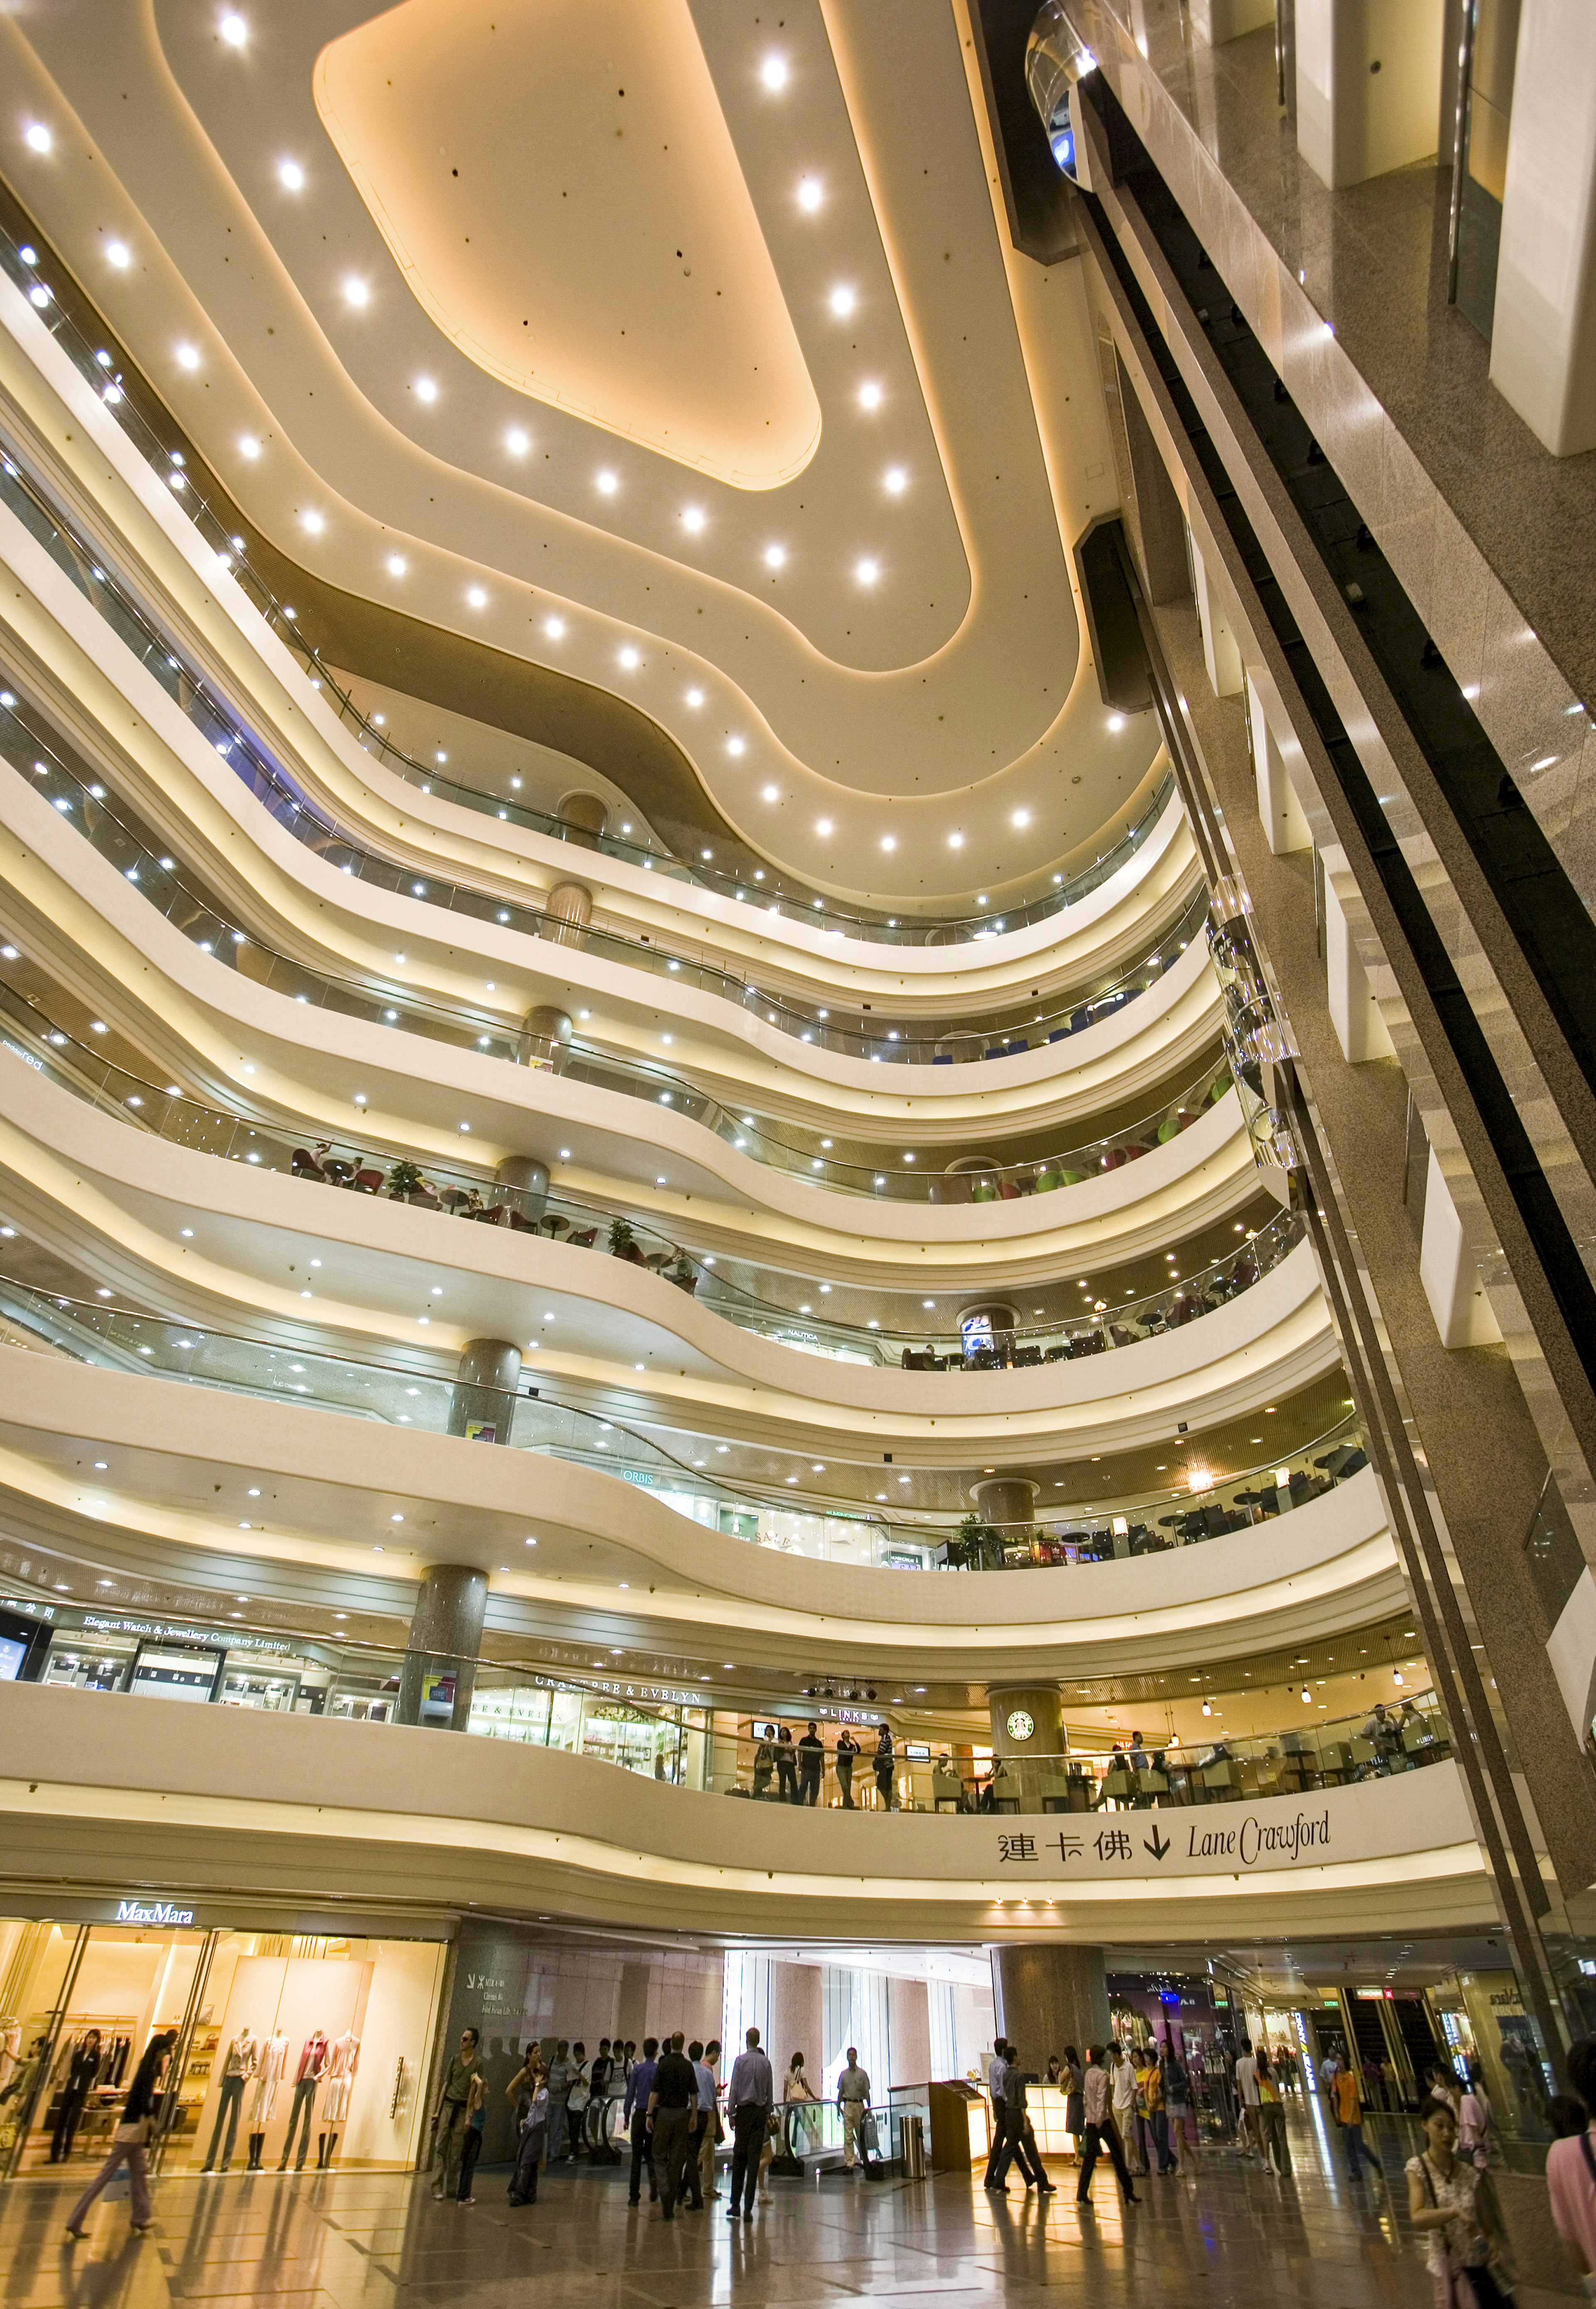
[{"left": 1547, "top": 2039, "right": 1596, "bottom": 2291}]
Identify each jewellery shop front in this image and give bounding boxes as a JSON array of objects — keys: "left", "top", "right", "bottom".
[{"left": 0, "top": 1893, "right": 449, "bottom": 2184}]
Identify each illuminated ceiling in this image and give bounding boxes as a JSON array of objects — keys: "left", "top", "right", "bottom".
[{"left": 2, "top": 0, "right": 1157, "bottom": 899}]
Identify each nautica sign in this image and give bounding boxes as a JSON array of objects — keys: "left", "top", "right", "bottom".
[{"left": 115, "top": 1897, "right": 195, "bottom": 1927}]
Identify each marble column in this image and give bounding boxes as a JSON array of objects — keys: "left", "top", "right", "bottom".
[
  {"left": 1492, "top": 0, "right": 1596, "bottom": 453},
  {"left": 542, "top": 881, "right": 592, "bottom": 950},
  {"left": 986, "top": 1681, "right": 1064, "bottom": 1812},
  {"left": 448, "top": 1336, "right": 521, "bottom": 1443},
  {"left": 522, "top": 1003, "right": 571, "bottom": 1072},
  {"left": 396, "top": 1562, "right": 488, "bottom": 1731},
  {"left": 557, "top": 791, "right": 608, "bottom": 846},
  {"left": 495, "top": 1154, "right": 549, "bottom": 1222},
  {"left": 991, "top": 1946, "right": 1112, "bottom": 2069}
]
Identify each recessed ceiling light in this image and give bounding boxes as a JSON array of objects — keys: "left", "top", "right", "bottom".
[
  {"left": 816, "top": 818, "right": 833, "bottom": 836},
  {"left": 761, "top": 52, "right": 789, "bottom": 92},
  {"left": 106, "top": 240, "right": 130, "bottom": 269},
  {"left": 681, "top": 505, "right": 706, "bottom": 534},
  {"left": 948, "top": 831, "right": 964, "bottom": 848},
  {"left": 595, "top": 468, "right": 619, "bottom": 495},
  {"left": 1108, "top": 712, "right": 1126, "bottom": 732},
  {"left": 884, "top": 466, "right": 907, "bottom": 494},
  {"left": 176, "top": 343, "right": 200, "bottom": 371},
  {"left": 1012, "top": 808, "right": 1032, "bottom": 828},
  {"left": 727, "top": 736, "right": 746, "bottom": 756},
  {"left": 880, "top": 833, "right": 896, "bottom": 851},
  {"left": 466, "top": 586, "right": 488, "bottom": 609},
  {"left": 24, "top": 124, "right": 52, "bottom": 155},
  {"left": 218, "top": 10, "right": 248, "bottom": 44},
  {"left": 414, "top": 376, "right": 438, "bottom": 404},
  {"left": 828, "top": 283, "right": 857, "bottom": 318},
  {"left": 342, "top": 276, "right": 369, "bottom": 309},
  {"left": 857, "top": 379, "right": 883, "bottom": 411},
  {"left": 238, "top": 435, "right": 262, "bottom": 461},
  {"left": 387, "top": 553, "right": 407, "bottom": 577},
  {"left": 302, "top": 510, "right": 324, "bottom": 534},
  {"left": 762, "top": 784, "right": 779, "bottom": 801},
  {"left": 618, "top": 646, "right": 640, "bottom": 669},
  {"left": 278, "top": 159, "right": 305, "bottom": 191},
  {"left": 542, "top": 615, "right": 566, "bottom": 639},
  {"left": 796, "top": 176, "right": 823, "bottom": 212},
  {"left": 505, "top": 426, "right": 531, "bottom": 456},
  {"left": 685, "top": 687, "right": 704, "bottom": 708},
  {"left": 855, "top": 557, "right": 880, "bottom": 585},
  {"left": 764, "top": 542, "right": 787, "bottom": 569}
]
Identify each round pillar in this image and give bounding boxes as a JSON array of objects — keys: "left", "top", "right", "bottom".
[
  {"left": 396, "top": 1563, "right": 488, "bottom": 1731},
  {"left": 495, "top": 1155, "right": 549, "bottom": 1223},
  {"left": 557, "top": 791, "right": 608, "bottom": 846},
  {"left": 971, "top": 1475, "right": 1038, "bottom": 1544},
  {"left": 449, "top": 1336, "right": 521, "bottom": 1444},
  {"left": 987, "top": 1676, "right": 1062, "bottom": 1814},
  {"left": 992, "top": 1946, "right": 1111, "bottom": 2070},
  {"left": 542, "top": 880, "right": 593, "bottom": 951},
  {"left": 521, "top": 1003, "right": 571, "bottom": 1072}
]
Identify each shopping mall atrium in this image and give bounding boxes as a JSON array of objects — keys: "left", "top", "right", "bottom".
[{"left": 0, "top": 0, "right": 1591, "bottom": 2296}]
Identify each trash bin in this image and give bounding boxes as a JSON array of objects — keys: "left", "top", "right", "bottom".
[{"left": 902, "top": 2113, "right": 926, "bottom": 2179}]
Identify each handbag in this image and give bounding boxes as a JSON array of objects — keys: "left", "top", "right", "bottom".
[
  {"left": 113, "top": 2115, "right": 152, "bottom": 2147},
  {"left": 1417, "top": 2153, "right": 1515, "bottom": 2306}
]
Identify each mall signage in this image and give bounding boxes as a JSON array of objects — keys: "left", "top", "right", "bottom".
[
  {"left": 993, "top": 1806, "right": 1341, "bottom": 1875},
  {"left": 113, "top": 1895, "right": 196, "bottom": 1926}
]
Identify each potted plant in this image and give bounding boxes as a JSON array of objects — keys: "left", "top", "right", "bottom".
[
  {"left": 608, "top": 1214, "right": 637, "bottom": 1258},
  {"left": 667, "top": 1259, "right": 698, "bottom": 1294},
  {"left": 386, "top": 1158, "right": 427, "bottom": 1202}
]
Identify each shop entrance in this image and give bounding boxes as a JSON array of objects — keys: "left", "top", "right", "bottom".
[{"left": 0, "top": 1915, "right": 445, "bottom": 2182}]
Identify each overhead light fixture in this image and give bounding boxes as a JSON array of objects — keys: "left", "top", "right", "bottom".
[
  {"left": 829, "top": 283, "right": 857, "bottom": 318},
  {"left": 595, "top": 468, "right": 618, "bottom": 496},
  {"left": 1108, "top": 712, "right": 1126, "bottom": 732},
  {"left": 543, "top": 615, "right": 566, "bottom": 638},
  {"left": 301, "top": 510, "right": 324, "bottom": 534},
  {"left": 761, "top": 52, "right": 789, "bottom": 92},
  {"left": 239, "top": 436, "right": 261, "bottom": 460},
  {"left": 685, "top": 687, "right": 704, "bottom": 708},
  {"left": 681, "top": 505, "right": 706, "bottom": 533},
  {"left": 858, "top": 379, "right": 883, "bottom": 411},
  {"left": 24, "top": 124, "right": 52, "bottom": 155},
  {"left": 816, "top": 818, "right": 833, "bottom": 836},
  {"left": 855, "top": 557, "right": 880, "bottom": 585},
  {"left": 726, "top": 736, "right": 745, "bottom": 756},
  {"left": 796, "top": 176, "right": 823, "bottom": 213},
  {"left": 762, "top": 784, "right": 779, "bottom": 802},
  {"left": 618, "top": 645, "right": 640, "bottom": 669},
  {"left": 1011, "top": 808, "right": 1031, "bottom": 828},
  {"left": 466, "top": 586, "right": 488, "bottom": 609},
  {"left": 278, "top": 159, "right": 305, "bottom": 192},
  {"left": 219, "top": 10, "right": 248, "bottom": 44},
  {"left": 505, "top": 426, "right": 530, "bottom": 455},
  {"left": 884, "top": 466, "right": 907, "bottom": 494},
  {"left": 948, "top": 831, "right": 964, "bottom": 848},
  {"left": 764, "top": 542, "right": 787, "bottom": 569},
  {"left": 106, "top": 241, "right": 130, "bottom": 269},
  {"left": 879, "top": 832, "right": 896, "bottom": 850},
  {"left": 176, "top": 344, "right": 200, "bottom": 370},
  {"left": 414, "top": 376, "right": 438, "bottom": 403},
  {"left": 387, "top": 553, "right": 406, "bottom": 577},
  {"left": 342, "top": 276, "right": 370, "bottom": 309}
]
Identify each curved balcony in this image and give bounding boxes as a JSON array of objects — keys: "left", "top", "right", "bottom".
[
  {"left": 0, "top": 1681, "right": 1493, "bottom": 1941},
  {"left": 0, "top": 211, "right": 1176, "bottom": 949},
  {"left": 0, "top": 1315, "right": 1395, "bottom": 1670}
]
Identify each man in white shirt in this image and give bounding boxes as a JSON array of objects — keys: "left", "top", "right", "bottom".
[
  {"left": 726, "top": 2028, "right": 773, "bottom": 2222},
  {"left": 836, "top": 2049, "right": 873, "bottom": 2173},
  {"left": 983, "top": 2042, "right": 1009, "bottom": 2189},
  {"left": 1075, "top": 2045, "right": 1138, "bottom": 2206},
  {"left": 1234, "top": 2038, "right": 1261, "bottom": 2154}
]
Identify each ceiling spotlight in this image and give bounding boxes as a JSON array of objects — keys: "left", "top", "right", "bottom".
[
  {"left": 681, "top": 504, "right": 706, "bottom": 534},
  {"left": 505, "top": 426, "right": 531, "bottom": 456},
  {"left": 855, "top": 556, "right": 880, "bottom": 585},
  {"left": 761, "top": 52, "right": 790, "bottom": 92},
  {"left": 414, "top": 376, "right": 438, "bottom": 403},
  {"left": 828, "top": 283, "right": 857, "bottom": 318},
  {"left": 816, "top": 818, "right": 833, "bottom": 837},
  {"left": 278, "top": 159, "right": 305, "bottom": 192},
  {"left": 543, "top": 614, "right": 566, "bottom": 640},
  {"left": 1011, "top": 808, "right": 1032, "bottom": 828},
  {"left": 880, "top": 833, "right": 896, "bottom": 851},
  {"left": 764, "top": 542, "right": 787, "bottom": 569},
  {"left": 595, "top": 468, "right": 618, "bottom": 496},
  {"left": 106, "top": 241, "right": 130, "bottom": 269},
  {"left": 176, "top": 343, "right": 200, "bottom": 370},
  {"left": 761, "top": 784, "right": 779, "bottom": 802},
  {"left": 24, "top": 124, "right": 52, "bottom": 155},
  {"left": 858, "top": 379, "right": 883, "bottom": 411},
  {"left": 685, "top": 687, "right": 704, "bottom": 708},
  {"left": 1108, "top": 712, "right": 1126, "bottom": 732},
  {"left": 239, "top": 436, "right": 261, "bottom": 459},
  {"left": 618, "top": 645, "right": 640, "bottom": 670},
  {"left": 796, "top": 176, "right": 823, "bottom": 213},
  {"left": 726, "top": 736, "right": 746, "bottom": 756},
  {"left": 342, "top": 276, "right": 369, "bottom": 308},
  {"left": 948, "top": 831, "right": 964, "bottom": 848},
  {"left": 387, "top": 553, "right": 406, "bottom": 577},
  {"left": 884, "top": 466, "right": 907, "bottom": 494},
  {"left": 466, "top": 585, "right": 488, "bottom": 609},
  {"left": 301, "top": 510, "right": 325, "bottom": 534}
]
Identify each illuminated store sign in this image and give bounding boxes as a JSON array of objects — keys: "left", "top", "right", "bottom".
[{"left": 114, "top": 1896, "right": 196, "bottom": 1926}]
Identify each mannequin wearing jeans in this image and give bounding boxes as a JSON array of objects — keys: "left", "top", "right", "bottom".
[
  {"left": 203, "top": 2031, "right": 257, "bottom": 2173},
  {"left": 279, "top": 2033, "right": 328, "bottom": 2171},
  {"left": 246, "top": 2032, "right": 288, "bottom": 2170}
]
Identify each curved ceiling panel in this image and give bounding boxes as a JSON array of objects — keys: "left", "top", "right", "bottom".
[{"left": 313, "top": 0, "right": 822, "bottom": 489}]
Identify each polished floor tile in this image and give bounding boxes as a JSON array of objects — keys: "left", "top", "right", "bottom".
[{"left": 0, "top": 2107, "right": 1569, "bottom": 2309}]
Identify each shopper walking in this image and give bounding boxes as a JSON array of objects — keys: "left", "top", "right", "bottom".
[
  {"left": 1063, "top": 2045, "right": 1085, "bottom": 2160},
  {"left": 835, "top": 1728, "right": 859, "bottom": 1808},
  {"left": 983, "top": 2041, "right": 1010, "bottom": 2189},
  {"left": 1335, "top": 2060, "right": 1384, "bottom": 2185},
  {"left": 625, "top": 2036, "right": 660, "bottom": 2205},
  {"left": 783, "top": 2050, "right": 820, "bottom": 2156},
  {"left": 65, "top": 2029, "right": 175, "bottom": 2240},
  {"left": 1233, "top": 2036, "right": 1261, "bottom": 2157},
  {"left": 543, "top": 2039, "right": 574, "bottom": 2164},
  {"left": 1076, "top": 2045, "right": 1139, "bottom": 2206},
  {"left": 726, "top": 2026, "right": 774, "bottom": 2222},
  {"left": 797, "top": 1723, "right": 825, "bottom": 1806},
  {"left": 837, "top": 2048, "right": 873, "bottom": 2173},
  {"left": 1256, "top": 2048, "right": 1291, "bottom": 2178},
  {"left": 1143, "top": 2046, "right": 1177, "bottom": 2175},
  {"left": 1162, "top": 2047, "right": 1192, "bottom": 2174},
  {"left": 431, "top": 2028, "right": 482, "bottom": 2201},
  {"left": 698, "top": 2040, "right": 723, "bottom": 2200},
  {"left": 1408, "top": 2094, "right": 1512, "bottom": 2307},
  {"left": 456, "top": 2069, "right": 487, "bottom": 2203},
  {"left": 646, "top": 2033, "right": 699, "bottom": 2220},
  {"left": 681, "top": 2041, "right": 709, "bottom": 2211},
  {"left": 505, "top": 2052, "right": 548, "bottom": 2205},
  {"left": 994, "top": 2050, "right": 1054, "bottom": 2193}
]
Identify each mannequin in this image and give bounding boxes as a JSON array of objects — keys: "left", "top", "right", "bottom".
[
  {"left": 246, "top": 2031, "right": 289, "bottom": 2172},
  {"left": 279, "top": 2032, "right": 328, "bottom": 2171},
  {"left": 318, "top": 2030, "right": 360, "bottom": 2168},
  {"left": 202, "top": 2026, "right": 258, "bottom": 2173},
  {"left": 0, "top": 2019, "right": 20, "bottom": 2094}
]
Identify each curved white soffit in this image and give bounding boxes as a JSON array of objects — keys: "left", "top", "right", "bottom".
[
  {"left": 0, "top": 5, "right": 1163, "bottom": 894},
  {"left": 0, "top": 1695, "right": 1497, "bottom": 1939}
]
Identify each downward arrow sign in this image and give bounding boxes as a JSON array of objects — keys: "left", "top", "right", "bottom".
[{"left": 1144, "top": 1826, "right": 1172, "bottom": 1861}]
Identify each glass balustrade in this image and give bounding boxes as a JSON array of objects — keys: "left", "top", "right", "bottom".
[
  {"left": 0, "top": 973, "right": 1283, "bottom": 1367},
  {"left": 0, "top": 211, "right": 1179, "bottom": 946},
  {"left": 0, "top": 1591, "right": 1448, "bottom": 1812},
  {"left": 0, "top": 689, "right": 1230, "bottom": 1200},
  {"left": 0, "top": 1269, "right": 1368, "bottom": 1572},
  {"left": 0, "top": 411, "right": 1199, "bottom": 1062}
]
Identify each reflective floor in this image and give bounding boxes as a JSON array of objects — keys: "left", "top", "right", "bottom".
[{"left": 0, "top": 2105, "right": 1570, "bottom": 2309}]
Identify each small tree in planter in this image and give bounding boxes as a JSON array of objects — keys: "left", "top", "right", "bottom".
[
  {"left": 387, "top": 1158, "right": 426, "bottom": 1203},
  {"left": 667, "top": 1258, "right": 698, "bottom": 1295},
  {"left": 608, "top": 1214, "right": 637, "bottom": 1259}
]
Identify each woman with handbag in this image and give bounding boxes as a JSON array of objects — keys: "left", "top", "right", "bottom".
[
  {"left": 65, "top": 2030, "right": 176, "bottom": 2240},
  {"left": 1407, "top": 2095, "right": 1514, "bottom": 2307}
]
